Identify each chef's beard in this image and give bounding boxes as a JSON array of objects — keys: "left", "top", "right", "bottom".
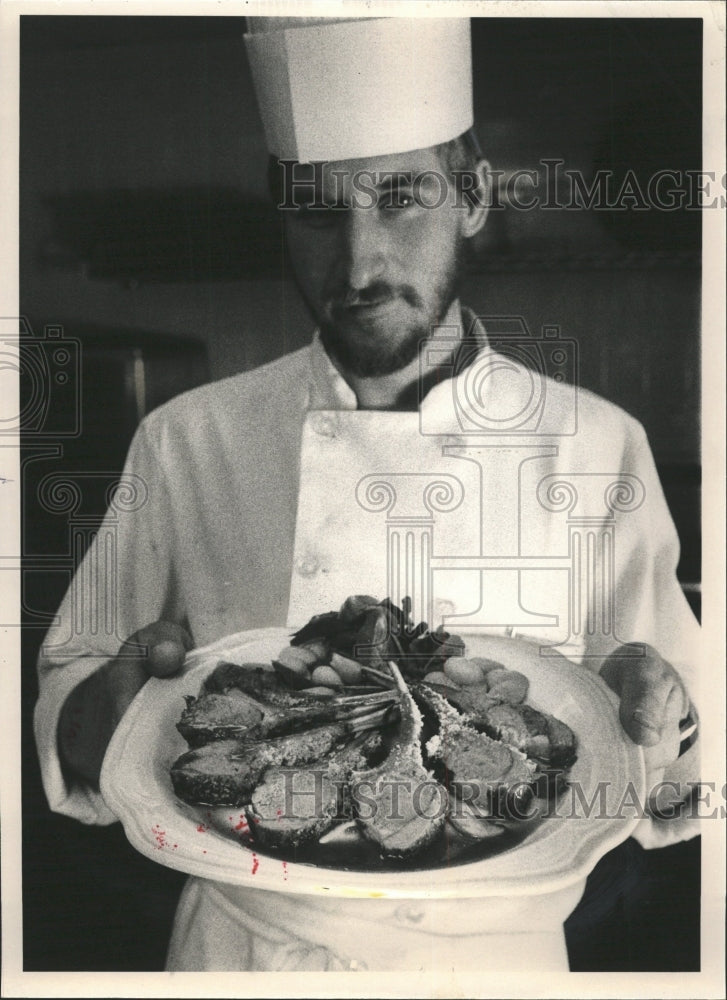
[{"left": 314, "top": 240, "right": 466, "bottom": 379}]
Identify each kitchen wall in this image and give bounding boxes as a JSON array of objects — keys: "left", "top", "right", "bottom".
[{"left": 20, "top": 15, "right": 702, "bottom": 464}]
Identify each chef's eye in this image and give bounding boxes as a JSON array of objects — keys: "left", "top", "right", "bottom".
[{"left": 380, "top": 190, "right": 416, "bottom": 211}]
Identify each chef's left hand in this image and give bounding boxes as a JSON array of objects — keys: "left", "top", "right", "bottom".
[{"left": 600, "top": 642, "right": 691, "bottom": 772}]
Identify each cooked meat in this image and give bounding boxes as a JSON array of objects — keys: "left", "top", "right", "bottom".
[
  {"left": 201, "top": 661, "right": 280, "bottom": 696},
  {"left": 177, "top": 677, "right": 398, "bottom": 748},
  {"left": 483, "top": 668, "right": 529, "bottom": 704},
  {"left": 447, "top": 800, "right": 506, "bottom": 843},
  {"left": 170, "top": 725, "right": 351, "bottom": 807},
  {"left": 539, "top": 711, "right": 577, "bottom": 767},
  {"left": 349, "top": 663, "right": 447, "bottom": 859},
  {"left": 481, "top": 703, "right": 577, "bottom": 768},
  {"left": 170, "top": 597, "right": 579, "bottom": 865},
  {"left": 426, "top": 680, "right": 501, "bottom": 720},
  {"left": 476, "top": 702, "right": 540, "bottom": 749},
  {"left": 248, "top": 732, "right": 383, "bottom": 850},
  {"left": 247, "top": 768, "right": 340, "bottom": 849},
  {"left": 439, "top": 729, "right": 535, "bottom": 810},
  {"left": 414, "top": 684, "right": 536, "bottom": 817}
]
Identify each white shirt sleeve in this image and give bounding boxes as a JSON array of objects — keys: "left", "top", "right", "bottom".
[
  {"left": 34, "top": 419, "right": 185, "bottom": 825},
  {"left": 601, "top": 419, "right": 701, "bottom": 849}
]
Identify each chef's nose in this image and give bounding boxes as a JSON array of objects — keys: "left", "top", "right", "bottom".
[{"left": 338, "top": 208, "right": 386, "bottom": 290}]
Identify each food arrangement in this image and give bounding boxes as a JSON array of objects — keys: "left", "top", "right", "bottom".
[{"left": 170, "top": 596, "right": 577, "bottom": 868}]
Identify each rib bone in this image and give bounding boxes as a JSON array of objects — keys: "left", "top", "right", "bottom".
[
  {"left": 177, "top": 664, "right": 398, "bottom": 747},
  {"left": 348, "top": 662, "right": 447, "bottom": 859}
]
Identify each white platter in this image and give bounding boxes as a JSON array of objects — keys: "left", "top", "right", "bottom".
[{"left": 100, "top": 627, "right": 645, "bottom": 899}]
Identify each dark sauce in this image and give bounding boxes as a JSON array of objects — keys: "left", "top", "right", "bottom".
[
  {"left": 288, "top": 813, "right": 543, "bottom": 873},
  {"left": 205, "top": 783, "right": 571, "bottom": 874}
]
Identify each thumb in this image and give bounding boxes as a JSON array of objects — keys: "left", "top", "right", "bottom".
[
  {"left": 601, "top": 644, "right": 686, "bottom": 747},
  {"left": 126, "top": 622, "right": 193, "bottom": 679},
  {"left": 641, "top": 685, "right": 685, "bottom": 775},
  {"left": 147, "top": 638, "right": 189, "bottom": 678}
]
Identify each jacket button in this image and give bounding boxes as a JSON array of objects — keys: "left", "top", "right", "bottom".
[
  {"left": 395, "top": 904, "right": 425, "bottom": 925},
  {"left": 296, "top": 556, "right": 319, "bottom": 577},
  {"left": 310, "top": 414, "right": 337, "bottom": 438}
]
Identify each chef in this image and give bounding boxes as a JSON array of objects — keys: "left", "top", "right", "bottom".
[{"left": 35, "top": 15, "right": 701, "bottom": 972}]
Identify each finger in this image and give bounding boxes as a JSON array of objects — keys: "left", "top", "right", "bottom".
[
  {"left": 599, "top": 643, "right": 641, "bottom": 707},
  {"left": 147, "top": 638, "right": 188, "bottom": 678},
  {"left": 123, "top": 621, "right": 193, "bottom": 677},
  {"left": 642, "top": 685, "right": 685, "bottom": 774},
  {"left": 599, "top": 651, "right": 625, "bottom": 696},
  {"left": 104, "top": 657, "right": 149, "bottom": 728},
  {"left": 134, "top": 621, "right": 193, "bottom": 651},
  {"left": 618, "top": 660, "right": 680, "bottom": 746},
  {"left": 600, "top": 643, "right": 689, "bottom": 745}
]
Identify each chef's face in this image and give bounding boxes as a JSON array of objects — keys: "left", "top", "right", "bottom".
[{"left": 281, "top": 146, "right": 488, "bottom": 377}]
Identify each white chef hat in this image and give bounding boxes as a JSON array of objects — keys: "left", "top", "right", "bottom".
[{"left": 244, "top": 16, "right": 473, "bottom": 162}]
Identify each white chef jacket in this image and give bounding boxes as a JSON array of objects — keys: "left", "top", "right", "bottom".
[{"left": 34, "top": 313, "right": 701, "bottom": 970}]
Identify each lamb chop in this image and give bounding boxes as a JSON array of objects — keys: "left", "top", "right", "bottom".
[
  {"left": 171, "top": 726, "right": 346, "bottom": 807},
  {"left": 246, "top": 731, "right": 384, "bottom": 850},
  {"left": 177, "top": 665, "right": 398, "bottom": 748},
  {"left": 427, "top": 681, "right": 502, "bottom": 719},
  {"left": 414, "top": 684, "right": 537, "bottom": 821},
  {"left": 423, "top": 678, "right": 577, "bottom": 770},
  {"left": 170, "top": 685, "right": 392, "bottom": 809},
  {"left": 475, "top": 702, "right": 577, "bottom": 769},
  {"left": 348, "top": 662, "right": 447, "bottom": 860},
  {"left": 201, "top": 661, "right": 285, "bottom": 696}
]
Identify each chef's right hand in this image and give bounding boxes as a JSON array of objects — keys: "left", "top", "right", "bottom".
[
  {"left": 59, "top": 620, "right": 193, "bottom": 788},
  {"left": 106, "top": 621, "right": 193, "bottom": 722}
]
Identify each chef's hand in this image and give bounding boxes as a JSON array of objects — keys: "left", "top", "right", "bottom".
[
  {"left": 59, "top": 620, "right": 193, "bottom": 788},
  {"left": 600, "top": 642, "right": 691, "bottom": 773}
]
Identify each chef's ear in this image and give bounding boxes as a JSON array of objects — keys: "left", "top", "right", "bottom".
[{"left": 460, "top": 158, "right": 491, "bottom": 239}]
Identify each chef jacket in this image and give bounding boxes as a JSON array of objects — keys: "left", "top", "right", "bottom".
[{"left": 34, "top": 313, "right": 702, "bottom": 969}]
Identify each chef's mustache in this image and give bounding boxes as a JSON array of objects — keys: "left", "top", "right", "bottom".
[{"left": 328, "top": 282, "right": 423, "bottom": 311}]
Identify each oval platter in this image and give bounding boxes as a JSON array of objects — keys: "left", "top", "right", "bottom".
[{"left": 100, "top": 627, "right": 645, "bottom": 899}]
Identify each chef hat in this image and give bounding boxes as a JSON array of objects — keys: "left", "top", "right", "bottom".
[{"left": 244, "top": 16, "right": 473, "bottom": 162}]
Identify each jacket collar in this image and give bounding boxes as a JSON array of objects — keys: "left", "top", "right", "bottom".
[{"left": 307, "top": 305, "right": 490, "bottom": 413}]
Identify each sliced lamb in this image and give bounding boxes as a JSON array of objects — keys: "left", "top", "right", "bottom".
[
  {"left": 349, "top": 662, "right": 447, "bottom": 859},
  {"left": 478, "top": 702, "right": 577, "bottom": 768},
  {"left": 170, "top": 725, "right": 349, "bottom": 807},
  {"left": 414, "top": 684, "right": 537, "bottom": 820},
  {"left": 177, "top": 674, "right": 397, "bottom": 748},
  {"left": 247, "top": 732, "right": 383, "bottom": 850}
]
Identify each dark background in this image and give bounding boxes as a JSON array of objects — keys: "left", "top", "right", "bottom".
[{"left": 20, "top": 15, "right": 701, "bottom": 971}]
